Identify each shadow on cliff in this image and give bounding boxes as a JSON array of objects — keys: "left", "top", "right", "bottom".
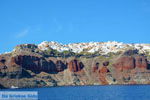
[
  {"left": 147, "top": 62, "right": 150, "bottom": 70},
  {"left": 0, "top": 84, "right": 6, "bottom": 89},
  {"left": 13, "top": 55, "right": 68, "bottom": 74}
]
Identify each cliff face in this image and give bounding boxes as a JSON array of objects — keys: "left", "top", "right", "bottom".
[
  {"left": 113, "top": 54, "right": 149, "bottom": 71},
  {"left": 13, "top": 55, "right": 57, "bottom": 73},
  {"left": 1, "top": 43, "right": 150, "bottom": 89}
]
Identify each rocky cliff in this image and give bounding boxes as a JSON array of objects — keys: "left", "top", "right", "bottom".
[{"left": 0, "top": 41, "right": 150, "bottom": 89}]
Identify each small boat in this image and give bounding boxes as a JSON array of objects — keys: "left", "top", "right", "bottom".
[{"left": 11, "top": 86, "right": 18, "bottom": 89}]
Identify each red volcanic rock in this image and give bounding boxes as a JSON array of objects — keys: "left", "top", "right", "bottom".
[
  {"left": 99, "top": 66, "right": 110, "bottom": 73},
  {"left": 99, "top": 66, "right": 110, "bottom": 85},
  {"left": 68, "top": 59, "right": 84, "bottom": 72},
  {"left": 113, "top": 55, "right": 149, "bottom": 71},
  {"left": 92, "top": 62, "right": 99, "bottom": 72},
  {"left": 55, "top": 60, "right": 67, "bottom": 72},
  {"left": 99, "top": 75, "right": 109, "bottom": 85},
  {"left": 135, "top": 56, "right": 148, "bottom": 68},
  {"left": 10, "top": 57, "right": 18, "bottom": 66},
  {"left": 113, "top": 56, "right": 135, "bottom": 71}
]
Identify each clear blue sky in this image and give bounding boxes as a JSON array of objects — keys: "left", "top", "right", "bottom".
[{"left": 0, "top": 0, "right": 150, "bottom": 53}]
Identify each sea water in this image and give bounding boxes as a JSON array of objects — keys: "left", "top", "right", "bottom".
[{"left": 1, "top": 85, "right": 150, "bottom": 100}]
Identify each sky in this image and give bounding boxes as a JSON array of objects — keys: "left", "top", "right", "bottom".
[{"left": 0, "top": 0, "right": 150, "bottom": 53}]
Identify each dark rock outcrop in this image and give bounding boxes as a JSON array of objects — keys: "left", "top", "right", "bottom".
[
  {"left": 135, "top": 56, "right": 148, "bottom": 68},
  {"left": 13, "top": 55, "right": 57, "bottom": 73},
  {"left": 0, "top": 84, "right": 5, "bottom": 89},
  {"left": 103, "top": 61, "right": 109, "bottom": 66},
  {"left": 123, "top": 49, "right": 139, "bottom": 56},
  {"left": 0, "top": 54, "right": 68, "bottom": 76},
  {"left": 68, "top": 59, "right": 84, "bottom": 72},
  {"left": 55, "top": 60, "right": 67, "bottom": 72}
]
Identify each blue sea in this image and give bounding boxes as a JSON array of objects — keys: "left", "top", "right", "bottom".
[{"left": 1, "top": 85, "right": 150, "bottom": 100}]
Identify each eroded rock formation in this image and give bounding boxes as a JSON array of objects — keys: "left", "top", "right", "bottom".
[
  {"left": 113, "top": 56, "right": 135, "bottom": 71},
  {"left": 13, "top": 55, "right": 56, "bottom": 73},
  {"left": 135, "top": 56, "right": 148, "bottom": 68},
  {"left": 98, "top": 62, "right": 110, "bottom": 85},
  {"left": 68, "top": 59, "right": 84, "bottom": 72},
  {"left": 113, "top": 55, "right": 148, "bottom": 71},
  {"left": 55, "top": 60, "right": 67, "bottom": 72}
]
